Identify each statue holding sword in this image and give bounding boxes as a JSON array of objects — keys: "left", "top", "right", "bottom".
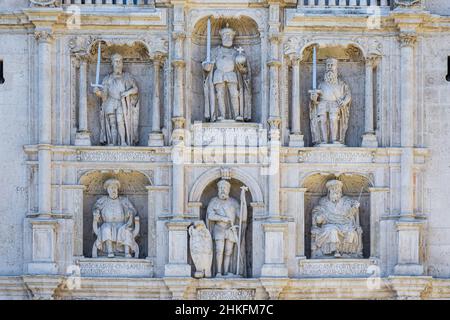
[{"left": 92, "top": 44, "right": 140, "bottom": 146}]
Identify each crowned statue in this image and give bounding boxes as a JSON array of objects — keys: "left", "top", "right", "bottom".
[
  {"left": 94, "top": 53, "right": 140, "bottom": 146},
  {"left": 92, "top": 178, "right": 140, "bottom": 258},
  {"left": 309, "top": 58, "right": 352, "bottom": 146},
  {"left": 311, "top": 180, "right": 363, "bottom": 259},
  {"left": 202, "top": 24, "right": 252, "bottom": 122},
  {"left": 206, "top": 180, "right": 248, "bottom": 277}
]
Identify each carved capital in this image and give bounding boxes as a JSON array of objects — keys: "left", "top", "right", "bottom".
[
  {"left": 151, "top": 52, "right": 167, "bottom": 65},
  {"left": 268, "top": 117, "right": 281, "bottom": 130},
  {"left": 365, "top": 55, "right": 381, "bottom": 68},
  {"left": 172, "top": 31, "right": 186, "bottom": 41},
  {"left": 34, "top": 30, "right": 53, "bottom": 43},
  {"left": 172, "top": 117, "right": 185, "bottom": 130},
  {"left": 399, "top": 33, "right": 417, "bottom": 48}
]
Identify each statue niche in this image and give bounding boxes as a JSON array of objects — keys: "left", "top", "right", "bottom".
[
  {"left": 192, "top": 177, "right": 253, "bottom": 278},
  {"left": 86, "top": 42, "right": 153, "bottom": 146},
  {"left": 191, "top": 17, "right": 261, "bottom": 123},
  {"left": 92, "top": 178, "right": 140, "bottom": 258},
  {"left": 300, "top": 45, "right": 365, "bottom": 147},
  {"left": 81, "top": 170, "right": 151, "bottom": 259},
  {"left": 303, "top": 173, "right": 371, "bottom": 259}
]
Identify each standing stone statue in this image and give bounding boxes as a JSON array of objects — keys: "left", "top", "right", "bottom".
[
  {"left": 92, "top": 178, "right": 140, "bottom": 258},
  {"left": 94, "top": 53, "right": 140, "bottom": 146},
  {"left": 309, "top": 58, "right": 351, "bottom": 146},
  {"left": 188, "top": 221, "right": 213, "bottom": 278},
  {"left": 202, "top": 24, "right": 252, "bottom": 122},
  {"left": 311, "top": 180, "right": 362, "bottom": 259},
  {"left": 206, "top": 179, "right": 247, "bottom": 277}
]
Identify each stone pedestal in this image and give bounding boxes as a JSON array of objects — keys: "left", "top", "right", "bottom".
[
  {"left": 74, "top": 131, "right": 92, "bottom": 146},
  {"left": 394, "top": 220, "right": 425, "bottom": 276},
  {"left": 288, "top": 133, "right": 305, "bottom": 147},
  {"left": 148, "top": 132, "right": 164, "bottom": 146},
  {"left": 361, "top": 133, "right": 378, "bottom": 148},
  {"left": 261, "top": 222, "right": 288, "bottom": 277},
  {"left": 164, "top": 220, "right": 191, "bottom": 277},
  {"left": 389, "top": 276, "right": 431, "bottom": 300},
  {"left": 27, "top": 219, "right": 58, "bottom": 275}
]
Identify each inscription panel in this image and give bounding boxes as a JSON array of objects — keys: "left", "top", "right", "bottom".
[
  {"left": 197, "top": 289, "right": 255, "bottom": 300},
  {"left": 79, "top": 259, "right": 153, "bottom": 278}
]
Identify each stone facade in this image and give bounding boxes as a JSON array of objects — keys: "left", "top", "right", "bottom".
[{"left": 0, "top": 0, "right": 449, "bottom": 300}]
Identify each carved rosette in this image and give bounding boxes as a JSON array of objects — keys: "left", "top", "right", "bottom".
[{"left": 399, "top": 33, "right": 417, "bottom": 48}]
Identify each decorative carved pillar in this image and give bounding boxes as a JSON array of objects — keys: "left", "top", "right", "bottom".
[
  {"left": 74, "top": 53, "right": 91, "bottom": 146},
  {"left": 148, "top": 54, "right": 166, "bottom": 146},
  {"left": 288, "top": 54, "right": 304, "bottom": 147},
  {"left": 395, "top": 31, "right": 424, "bottom": 276},
  {"left": 369, "top": 187, "right": 389, "bottom": 259},
  {"left": 361, "top": 55, "right": 379, "bottom": 148}
]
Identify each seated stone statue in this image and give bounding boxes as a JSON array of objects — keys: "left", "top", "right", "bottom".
[
  {"left": 311, "top": 179, "right": 362, "bottom": 259},
  {"left": 92, "top": 178, "right": 140, "bottom": 258}
]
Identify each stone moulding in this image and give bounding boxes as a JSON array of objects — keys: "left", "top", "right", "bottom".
[
  {"left": 77, "top": 258, "right": 154, "bottom": 278},
  {"left": 297, "top": 258, "right": 379, "bottom": 278}
]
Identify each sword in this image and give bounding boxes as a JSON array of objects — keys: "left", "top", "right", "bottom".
[{"left": 91, "top": 41, "right": 103, "bottom": 89}]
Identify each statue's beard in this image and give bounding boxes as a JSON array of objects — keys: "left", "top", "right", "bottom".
[{"left": 324, "top": 71, "right": 338, "bottom": 85}]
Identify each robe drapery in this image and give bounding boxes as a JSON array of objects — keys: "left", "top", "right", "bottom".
[
  {"left": 203, "top": 46, "right": 252, "bottom": 122},
  {"left": 311, "top": 196, "right": 362, "bottom": 258},
  {"left": 99, "top": 72, "right": 140, "bottom": 146},
  {"left": 309, "top": 77, "right": 351, "bottom": 145},
  {"left": 92, "top": 196, "right": 137, "bottom": 255}
]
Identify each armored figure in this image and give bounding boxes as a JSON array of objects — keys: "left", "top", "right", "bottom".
[
  {"left": 94, "top": 53, "right": 140, "bottom": 146},
  {"left": 92, "top": 178, "right": 140, "bottom": 258},
  {"left": 311, "top": 180, "right": 363, "bottom": 259},
  {"left": 203, "top": 25, "right": 252, "bottom": 122},
  {"left": 310, "top": 58, "right": 352, "bottom": 146},
  {"left": 206, "top": 179, "right": 247, "bottom": 277}
]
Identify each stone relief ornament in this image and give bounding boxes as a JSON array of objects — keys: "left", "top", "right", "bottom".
[
  {"left": 188, "top": 221, "right": 213, "bottom": 278},
  {"left": 29, "top": 0, "right": 58, "bottom": 6},
  {"left": 203, "top": 24, "right": 252, "bottom": 122},
  {"left": 394, "top": 0, "right": 422, "bottom": 8},
  {"left": 94, "top": 53, "right": 140, "bottom": 146},
  {"left": 311, "top": 180, "right": 363, "bottom": 259},
  {"left": 206, "top": 180, "right": 248, "bottom": 277},
  {"left": 92, "top": 179, "right": 140, "bottom": 258},
  {"left": 309, "top": 58, "right": 352, "bottom": 146}
]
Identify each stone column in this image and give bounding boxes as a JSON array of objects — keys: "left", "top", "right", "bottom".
[
  {"left": 288, "top": 54, "right": 304, "bottom": 147},
  {"left": 148, "top": 54, "right": 165, "bottom": 146},
  {"left": 74, "top": 54, "right": 91, "bottom": 146},
  {"left": 395, "top": 32, "right": 424, "bottom": 276},
  {"left": 361, "top": 55, "right": 379, "bottom": 148},
  {"left": 369, "top": 187, "right": 389, "bottom": 259},
  {"left": 35, "top": 30, "right": 53, "bottom": 217}
]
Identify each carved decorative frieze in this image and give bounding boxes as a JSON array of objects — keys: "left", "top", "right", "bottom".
[
  {"left": 77, "top": 150, "right": 162, "bottom": 163},
  {"left": 197, "top": 289, "right": 255, "bottom": 300},
  {"left": 30, "top": 0, "right": 58, "bottom": 7},
  {"left": 297, "top": 150, "right": 375, "bottom": 164}
]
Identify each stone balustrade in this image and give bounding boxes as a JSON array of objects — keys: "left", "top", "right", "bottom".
[
  {"left": 61, "top": 0, "right": 153, "bottom": 6},
  {"left": 298, "top": 0, "right": 390, "bottom": 7}
]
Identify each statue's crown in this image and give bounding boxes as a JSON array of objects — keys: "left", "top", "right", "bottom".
[
  {"left": 219, "top": 23, "right": 236, "bottom": 38},
  {"left": 217, "top": 179, "right": 231, "bottom": 189}
]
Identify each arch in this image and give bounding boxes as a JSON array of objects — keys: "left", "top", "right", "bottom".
[
  {"left": 87, "top": 39, "right": 152, "bottom": 61},
  {"left": 190, "top": 13, "right": 264, "bottom": 36},
  {"left": 189, "top": 167, "right": 264, "bottom": 203},
  {"left": 300, "top": 171, "right": 374, "bottom": 194},
  {"left": 78, "top": 169, "right": 152, "bottom": 194},
  {"left": 300, "top": 40, "right": 367, "bottom": 61}
]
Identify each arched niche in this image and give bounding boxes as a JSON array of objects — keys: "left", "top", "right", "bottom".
[
  {"left": 190, "top": 16, "right": 262, "bottom": 124},
  {"left": 297, "top": 43, "right": 366, "bottom": 147},
  {"left": 302, "top": 173, "right": 372, "bottom": 259},
  {"left": 79, "top": 170, "right": 152, "bottom": 258},
  {"left": 188, "top": 167, "right": 264, "bottom": 278},
  {"left": 85, "top": 41, "right": 156, "bottom": 146}
]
